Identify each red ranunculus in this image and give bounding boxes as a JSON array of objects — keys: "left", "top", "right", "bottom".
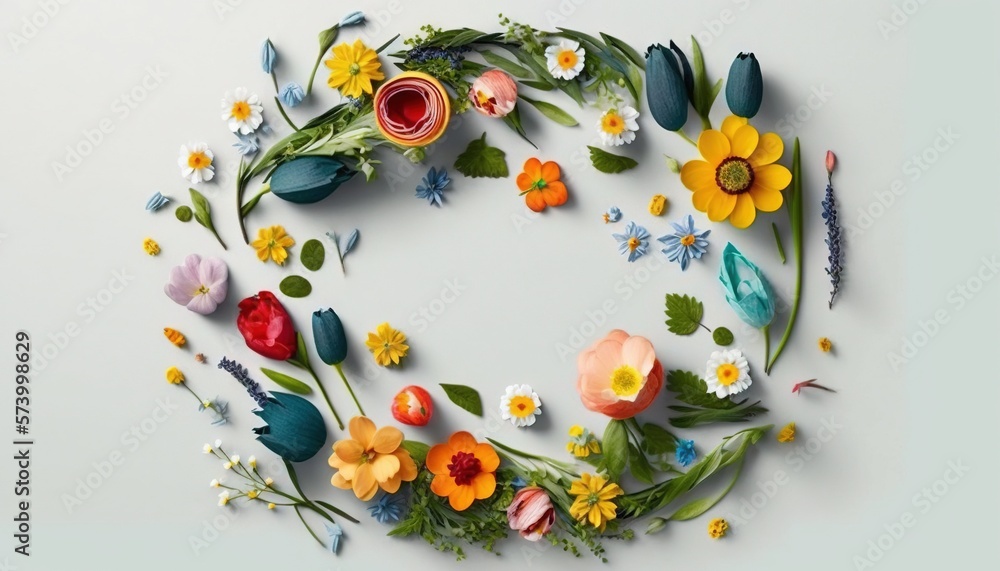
[{"left": 236, "top": 291, "right": 297, "bottom": 361}]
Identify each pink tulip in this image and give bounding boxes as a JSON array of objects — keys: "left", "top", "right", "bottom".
[
  {"left": 468, "top": 69, "right": 517, "bottom": 118},
  {"left": 164, "top": 254, "right": 228, "bottom": 315},
  {"left": 826, "top": 150, "right": 837, "bottom": 175},
  {"left": 506, "top": 486, "right": 555, "bottom": 541}
]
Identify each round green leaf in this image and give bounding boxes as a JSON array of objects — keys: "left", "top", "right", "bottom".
[
  {"left": 175, "top": 205, "right": 193, "bottom": 222},
  {"left": 713, "top": 327, "right": 734, "bottom": 346},
  {"left": 300, "top": 239, "right": 325, "bottom": 271},
  {"left": 279, "top": 275, "right": 312, "bottom": 298}
]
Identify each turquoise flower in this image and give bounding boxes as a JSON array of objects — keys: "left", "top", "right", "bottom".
[
  {"left": 279, "top": 82, "right": 305, "bottom": 107},
  {"left": 675, "top": 439, "right": 696, "bottom": 467},
  {"left": 613, "top": 221, "right": 650, "bottom": 262},
  {"left": 415, "top": 167, "right": 451, "bottom": 207},
  {"left": 719, "top": 243, "right": 775, "bottom": 329},
  {"left": 658, "top": 214, "right": 710, "bottom": 271}
]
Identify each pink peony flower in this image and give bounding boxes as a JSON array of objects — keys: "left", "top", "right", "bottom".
[
  {"left": 576, "top": 330, "right": 664, "bottom": 419},
  {"left": 506, "top": 486, "right": 555, "bottom": 541},
  {"left": 468, "top": 69, "right": 517, "bottom": 118},
  {"left": 164, "top": 254, "right": 228, "bottom": 315}
]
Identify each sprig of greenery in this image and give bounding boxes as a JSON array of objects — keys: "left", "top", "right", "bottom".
[
  {"left": 665, "top": 370, "right": 768, "bottom": 428},
  {"left": 766, "top": 139, "right": 803, "bottom": 373}
]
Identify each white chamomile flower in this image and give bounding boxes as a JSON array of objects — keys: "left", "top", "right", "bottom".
[
  {"left": 545, "top": 39, "right": 585, "bottom": 80},
  {"left": 704, "top": 348, "right": 752, "bottom": 398},
  {"left": 597, "top": 105, "right": 640, "bottom": 146},
  {"left": 217, "top": 491, "right": 230, "bottom": 506},
  {"left": 499, "top": 384, "right": 542, "bottom": 428},
  {"left": 209, "top": 479, "right": 220, "bottom": 488},
  {"left": 247, "top": 455, "right": 256, "bottom": 469},
  {"left": 221, "top": 87, "right": 264, "bottom": 135},
  {"left": 178, "top": 142, "right": 215, "bottom": 184},
  {"left": 264, "top": 477, "right": 274, "bottom": 487},
  {"left": 229, "top": 454, "right": 240, "bottom": 464},
  {"left": 214, "top": 439, "right": 223, "bottom": 448},
  {"left": 203, "top": 443, "right": 213, "bottom": 454},
  {"left": 223, "top": 461, "right": 233, "bottom": 470}
]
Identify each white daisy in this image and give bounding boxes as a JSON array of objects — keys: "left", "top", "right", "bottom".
[
  {"left": 217, "top": 491, "right": 230, "bottom": 506},
  {"left": 499, "top": 384, "right": 542, "bottom": 428},
  {"left": 221, "top": 87, "right": 264, "bottom": 135},
  {"left": 545, "top": 39, "right": 585, "bottom": 80},
  {"left": 704, "top": 348, "right": 752, "bottom": 398},
  {"left": 178, "top": 142, "right": 215, "bottom": 184},
  {"left": 597, "top": 105, "right": 640, "bottom": 146}
]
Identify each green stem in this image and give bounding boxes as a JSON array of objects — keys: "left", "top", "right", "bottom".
[
  {"left": 240, "top": 185, "right": 271, "bottom": 218},
  {"left": 208, "top": 227, "right": 227, "bottom": 250},
  {"left": 270, "top": 71, "right": 279, "bottom": 94},
  {"left": 771, "top": 222, "right": 787, "bottom": 264},
  {"left": 294, "top": 506, "right": 325, "bottom": 547},
  {"left": 767, "top": 139, "right": 803, "bottom": 374},
  {"left": 236, "top": 177, "right": 250, "bottom": 244},
  {"left": 676, "top": 130, "right": 698, "bottom": 147},
  {"left": 333, "top": 363, "right": 364, "bottom": 415},
  {"left": 273, "top": 96, "right": 300, "bottom": 131},
  {"left": 763, "top": 325, "right": 771, "bottom": 375},
  {"left": 306, "top": 363, "right": 344, "bottom": 430},
  {"left": 699, "top": 114, "right": 712, "bottom": 131}
]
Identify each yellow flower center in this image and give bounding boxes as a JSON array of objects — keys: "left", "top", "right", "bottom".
[
  {"left": 627, "top": 237, "right": 641, "bottom": 251},
  {"left": 610, "top": 365, "right": 642, "bottom": 397},
  {"left": 231, "top": 101, "right": 251, "bottom": 121},
  {"left": 187, "top": 152, "right": 211, "bottom": 169},
  {"left": 558, "top": 49, "right": 579, "bottom": 69},
  {"left": 197, "top": 285, "right": 210, "bottom": 295},
  {"left": 716, "top": 363, "right": 740, "bottom": 386},
  {"left": 680, "top": 234, "right": 696, "bottom": 247},
  {"left": 349, "top": 62, "right": 361, "bottom": 75},
  {"left": 715, "top": 157, "right": 754, "bottom": 194},
  {"left": 601, "top": 112, "right": 625, "bottom": 135},
  {"left": 508, "top": 395, "right": 536, "bottom": 418}
]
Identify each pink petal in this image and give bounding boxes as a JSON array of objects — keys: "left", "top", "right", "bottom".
[
  {"left": 620, "top": 336, "right": 655, "bottom": 376},
  {"left": 187, "top": 293, "right": 218, "bottom": 315}
]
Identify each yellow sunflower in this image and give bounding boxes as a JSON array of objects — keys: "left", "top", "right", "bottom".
[
  {"left": 568, "top": 473, "right": 622, "bottom": 532},
  {"left": 680, "top": 115, "right": 792, "bottom": 229},
  {"left": 251, "top": 225, "right": 295, "bottom": 265},
  {"left": 324, "top": 39, "right": 385, "bottom": 98},
  {"left": 365, "top": 322, "right": 409, "bottom": 367}
]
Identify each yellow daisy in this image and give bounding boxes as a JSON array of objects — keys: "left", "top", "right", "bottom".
[
  {"left": 365, "top": 322, "right": 409, "bottom": 367},
  {"left": 324, "top": 39, "right": 385, "bottom": 98},
  {"left": 251, "top": 225, "right": 295, "bottom": 265},
  {"left": 569, "top": 473, "right": 622, "bottom": 532},
  {"left": 680, "top": 115, "right": 792, "bottom": 228},
  {"left": 566, "top": 425, "right": 601, "bottom": 458}
]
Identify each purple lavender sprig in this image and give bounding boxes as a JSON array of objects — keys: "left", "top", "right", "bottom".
[
  {"left": 822, "top": 151, "right": 843, "bottom": 309},
  {"left": 218, "top": 357, "right": 268, "bottom": 407}
]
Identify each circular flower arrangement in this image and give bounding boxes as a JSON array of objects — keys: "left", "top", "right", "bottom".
[{"left": 152, "top": 11, "right": 842, "bottom": 562}]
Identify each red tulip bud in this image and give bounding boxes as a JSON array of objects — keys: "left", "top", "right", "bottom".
[{"left": 825, "top": 150, "right": 836, "bottom": 175}]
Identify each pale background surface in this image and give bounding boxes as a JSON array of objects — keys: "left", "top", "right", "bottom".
[{"left": 2, "top": 0, "right": 998, "bottom": 569}]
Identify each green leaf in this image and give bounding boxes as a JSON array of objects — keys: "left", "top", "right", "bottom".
[
  {"left": 454, "top": 133, "right": 509, "bottom": 178},
  {"left": 690, "top": 36, "right": 716, "bottom": 121},
  {"left": 480, "top": 50, "right": 533, "bottom": 78},
  {"left": 713, "top": 327, "right": 734, "bottom": 346},
  {"left": 290, "top": 331, "right": 311, "bottom": 370},
  {"left": 520, "top": 79, "right": 555, "bottom": 91},
  {"left": 664, "top": 293, "right": 704, "bottom": 335},
  {"left": 664, "top": 154, "right": 681, "bottom": 174},
  {"left": 260, "top": 367, "right": 312, "bottom": 394},
  {"left": 189, "top": 188, "right": 213, "bottom": 230},
  {"left": 600, "top": 32, "right": 646, "bottom": 70},
  {"left": 666, "top": 370, "right": 726, "bottom": 408},
  {"left": 501, "top": 105, "right": 537, "bottom": 148},
  {"left": 279, "top": 275, "right": 312, "bottom": 298},
  {"left": 401, "top": 440, "right": 430, "bottom": 465},
  {"left": 628, "top": 443, "right": 655, "bottom": 485},
  {"left": 300, "top": 239, "right": 325, "bottom": 271},
  {"left": 668, "top": 402, "right": 768, "bottom": 429},
  {"left": 642, "top": 423, "right": 678, "bottom": 455},
  {"left": 439, "top": 383, "right": 483, "bottom": 416},
  {"left": 174, "top": 205, "right": 192, "bottom": 222},
  {"left": 668, "top": 457, "right": 745, "bottom": 521},
  {"left": 519, "top": 96, "right": 578, "bottom": 126},
  {"left": 601, "top": 419, "right": 628, "bottom": 482},
  {"left": 588, "top": 146, "right": 638, "bottom": 174}
]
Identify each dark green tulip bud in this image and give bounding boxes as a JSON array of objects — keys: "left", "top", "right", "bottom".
[
  {"left": 312, "top": 308, "right": 348, "bottom": 365},
  {"left": 725, "top": 52, "right": 763, "bottom": 118},
  {"left": 270, "top": 156, "right": 356, "bottom": 204},
  {"left": 253, "top": 392, "right": 328, "bottom": 463},
  {"left": 645, "top": 43, "right": 690, "bottom": 131}
]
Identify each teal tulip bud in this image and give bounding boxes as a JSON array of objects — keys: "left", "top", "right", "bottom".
[
  {"left": 725, "top": 53, "right": 763, "bottom": 118},
  {"left": 719, "top": 243, "right": 775, "bottom": 329},
  {"left": 312, "top": 308, "right": 348, "bottom": 365},
  {"left": 253, "top": 392, "right": 327, "bottom": 462},
  {"left": 270, "top": 156, "right": 356, "bottom": 204},
  {"left": 645, "top": 43, "right": 690, "bottom": 131}
]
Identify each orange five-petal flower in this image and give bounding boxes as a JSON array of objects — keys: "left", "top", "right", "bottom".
[
  {"left": 426, "top": 431, "right": 499, "bottom": 511},
  {"left": 329, "top": 416, "right": 418, "bottom": 501},
  {"left": 516, "top": 158, "right": 568, "bottom": 213}
]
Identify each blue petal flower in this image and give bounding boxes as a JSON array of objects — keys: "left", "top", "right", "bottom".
[
  {"left": 367, "top": 493, "right": 406, "bottom": 524},
  {"left": 604, "top": 206, "right": 622, "bottom": 223},
  {"left": 612, "top": 221, "right": 650, "bottom": 262},
  {"left": 325, "top": 523, "right": 343, "bottom": 554},
  {"left": 145, "top": 191, "right": 169, "bottom": 212},
  {"left": 260, "top": 38, "right": 276, "bottom": 74},
  {"left": 675, "top": 439, "right": 696, "bottom": 467},
  {"left": 233, "top": 134, "right": 259, "bottom": 156},
  {"left": 339, "top": 10, "right": 366, "bottom": 27},
  {"left": 415, "top": 166, "right": 451, "bottom": 207},
  {"left": 657, "top": 214, "right": 710, "bottom": 271},
  {"left": 279, "top": 82, "right": 305, "bottom": 108}
]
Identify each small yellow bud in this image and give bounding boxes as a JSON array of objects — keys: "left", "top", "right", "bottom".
[
  {"left": 648, "top": 194, "right": 668, "bottom": 216},
  {"left": 265, "top": 477, "right": 274, "bottom": 487},
  {"left": 818, "top": 337, "right": 833, "bottom": 353},
  {"left": 267, "top": 502, "right": 276, "bottom": 510},
  {"left": 165, "top": 366, "right": 185, "bottom": 385},
  {"left": 143, "top": 237, "right": 160, "bottom": 256},
  {"left": 247, "top": 489, "right": 259, "bottom": 499},
  {"left": 248, "top": 456, "right": 257, "bottom": 469},
  {"left": 777, "top": 422, "right": 796, "bottom": 443}
]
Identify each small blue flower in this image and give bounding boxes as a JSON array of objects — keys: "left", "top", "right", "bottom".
[
  {"left": 260, "top": 38, "right": 276, "bottom": 74},
  {"left": 145, "top": 191, "right": 169, "bottom": 212},
  {"left": 613, "top": 221, "right": 650, "bottom": 262},
  {"left": 658, "top": 214, "right": 711, "bottom": 271},
  {"left": 325, "top": 523, "right": 343, "bottom": 554},
  {"left": 339, "top": 10, "right": 366, "bottom": 27},
  {"left": 675, "top": 439, "right": 696, "bottom": 467},
  {"left": 233, "top": 134, "right": 259, "bottom": 156},
  {"left": 604, "top": 206, "right": 622, "bottom": 223},
  {"left": 510, "top": 475, "right": 528, "bottom": 490},
  {"left": 260, "top": 123, "right": 273, "bottom": 136},
  {"left": 415, "top": 167, "right": 451, "bottom": 207},
  {"left": 199, "top": 397, "right": 229, "bottom": 426},
  {"left": 279, "top": 82, "right": 305, "bottom": 108},
  {"left": 367, "top": 493, "right": 405, "bottom": 524}
]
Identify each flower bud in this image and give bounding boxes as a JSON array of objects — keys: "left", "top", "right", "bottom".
[
  {"left": 725, "top": 52, "right": 763, "bottom": 118},
  {"left": 468, "top": 69, "right": 517, "bottom": 118},
  {"left": 645, "top": 44, "right": 690, "bottom": 131}
]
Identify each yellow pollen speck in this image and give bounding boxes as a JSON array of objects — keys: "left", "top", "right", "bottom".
[{"left": 818, "top": 337, "right": 833, "bottom": 353}]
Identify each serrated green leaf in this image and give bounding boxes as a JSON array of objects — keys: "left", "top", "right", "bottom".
[
  {"left": 666, "top": 370, "right": 726, "bottom": 408},
  {"left": 713, "top": 327, "right": 734, "bottom": 346},
  {"left": 665, "top": 293, "right": 704, "bottom": 335},
  {"left": 602, "top": 419, "right": 628, "bottom": 481},
  {"left": 588, "top": 146, "right": 638, "bottom": 174},
  {"left": 260, "top": 367, "right": 313, "bottom": 394},
  {"left": 279, "top": 275, "right": 312, "bottom": 298},
  {"left": 628, "top": 442, "right": 655, "bottom": 485},
  {"left": 520, "top": 96, "right": 578, "bottom": 126},
  {"left": 642, "top": 423, "right": 678, "bottom": 455},
  {"left": 480, "top": 50, "right": 533, "bottom": 78},
  {"left": 439, "top": 383, "right": 483, "bottom": 416},
  {"left": 401, "top": 440, "right": 430, "bottom": 465},
  {"left": 454, "top": 133, "right": 509, "bottom": 178},
  {"left": 300, "top": 239, "right": 325, "bottom": 272},
  {"left": 668, "top": 402, "right": 769, "bottom": 429},
  {"left": 175, "top": 205, "right": 193, "bottom": 222}
]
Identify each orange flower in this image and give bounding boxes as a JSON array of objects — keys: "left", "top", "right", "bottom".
[
  {"left": 516, "top": 158, "right": 568, "bottom": 213},
  {"left": 329, "top": 416, "right": 418, "bottom": 501},
  {"left": 426, "top": 431, "right": 499, "bottom": 511}
]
